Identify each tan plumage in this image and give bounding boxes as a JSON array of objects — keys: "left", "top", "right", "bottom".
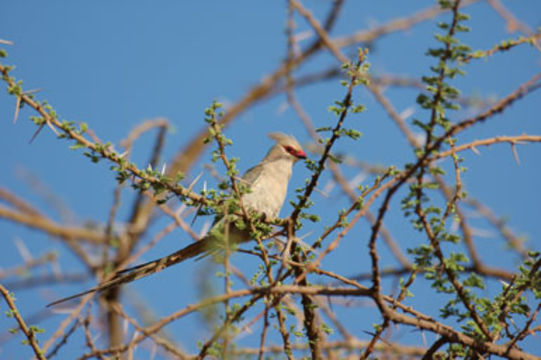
[{"left": 47, "top": 133, "right": 306, "bottom": 307}]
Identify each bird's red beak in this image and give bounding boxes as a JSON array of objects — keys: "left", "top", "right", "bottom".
[{"left": 296, "top": 150, "right": 307, "bottom": 159}]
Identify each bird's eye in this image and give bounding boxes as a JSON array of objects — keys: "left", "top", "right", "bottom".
[{"left": 284, "top": 145, "right": 294, "bottom": 153}]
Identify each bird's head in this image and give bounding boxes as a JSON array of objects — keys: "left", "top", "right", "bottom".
[{"left": 267, "top": 132, "right": 307, "bottom": 163}]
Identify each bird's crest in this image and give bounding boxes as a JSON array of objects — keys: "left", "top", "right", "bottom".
[{"left": 268, "top": 132, "right": 301, "bottom": 148}]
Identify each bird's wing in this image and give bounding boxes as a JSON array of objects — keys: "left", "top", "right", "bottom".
[
  {"left": 240, "top": 163, "right": 264, "bottom": 186},
  {"left": 48, "top": 160, "right": 271, "bottom": 307},
  {"left": 203, "top": 164, "right": 262, "bottom": 228}
]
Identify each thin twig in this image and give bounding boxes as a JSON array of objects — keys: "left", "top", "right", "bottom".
[{"left": 0, "top": 284, "right": 46, "bottom": 360}]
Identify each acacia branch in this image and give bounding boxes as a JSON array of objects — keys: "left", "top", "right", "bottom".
[{"left": 0, "top": 284, "right": 46, "bottom": 360}]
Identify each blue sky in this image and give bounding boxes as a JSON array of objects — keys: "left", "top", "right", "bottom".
[{"left": 1, "top": 1, "right": 540, "bottom": 358}]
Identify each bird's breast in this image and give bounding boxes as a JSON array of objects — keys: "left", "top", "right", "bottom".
[{"left": 241, "top": 163, "right": 292, "bottom": 218}]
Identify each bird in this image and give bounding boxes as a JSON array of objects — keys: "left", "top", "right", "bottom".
[{"left": 47, "top": 132, "right": 306, "bottom": 307}]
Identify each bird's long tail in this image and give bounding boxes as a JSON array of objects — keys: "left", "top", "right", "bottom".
[{"left": 47, "top": 238, "right": 211, "bottom": 307}]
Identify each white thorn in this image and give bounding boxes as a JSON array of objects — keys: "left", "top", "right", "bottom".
[
  {"left": 14, "top": 238, "right": 32, "bottom": 262},
  {"left": 188, "top": 172, "right": 204, "bottom": 192},
  {"left": 399, "top": 106, "right": 415, "bottom": 120},
  {"left": 511, "top": 143, "right": 520, "bottom": 165}
]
